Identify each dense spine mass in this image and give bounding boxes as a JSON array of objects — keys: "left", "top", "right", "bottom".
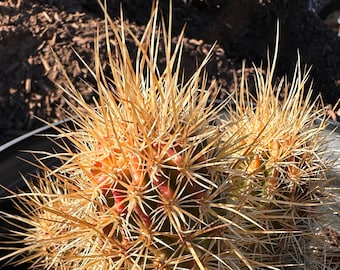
[{"left": 0, "top": 1, "right": 338, "bottom": 269}]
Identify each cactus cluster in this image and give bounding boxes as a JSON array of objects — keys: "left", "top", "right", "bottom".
[{"left": 0, "top": 1, "right": 338, "bottom": 269}]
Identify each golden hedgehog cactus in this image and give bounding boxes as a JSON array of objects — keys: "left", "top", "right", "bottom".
[
  {"left": 223, "top": 29, "right": 338, "bottom": 268},
  {"left": 0, "top": 1, "right": 338, "bottom": 269},
  {"left": 0, "top": 1, "right": 256, "bottom": 269}
]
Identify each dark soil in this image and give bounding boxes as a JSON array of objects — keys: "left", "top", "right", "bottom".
[{"left": 1, "top": 0, "right": 340, "bottom": 145}]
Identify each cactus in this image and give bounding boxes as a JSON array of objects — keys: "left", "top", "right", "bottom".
[
  {"left": 0, "top": 1, "right": 257, "bottom": 269},
  {"left": 222, "top": 28, "right": 339, "bottom": 268},
  {"left": 0, "top": 1, "right": 338, "bottom": 269}
]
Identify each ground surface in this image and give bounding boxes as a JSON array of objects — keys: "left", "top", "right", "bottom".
[{"left": 1, "top": 0, "right": 340, "bottom": 144}]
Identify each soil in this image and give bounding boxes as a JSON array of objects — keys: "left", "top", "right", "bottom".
[{"left": 0, "top": 0, "right": 340, "bottom": 146}]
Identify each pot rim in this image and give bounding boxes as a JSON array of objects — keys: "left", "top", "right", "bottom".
[
  {"left": 0, "top": 118, "right": 71, "bottom": 196},
  {"left": 0, "top": 118, "right": 70, "bottom": 153}
]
